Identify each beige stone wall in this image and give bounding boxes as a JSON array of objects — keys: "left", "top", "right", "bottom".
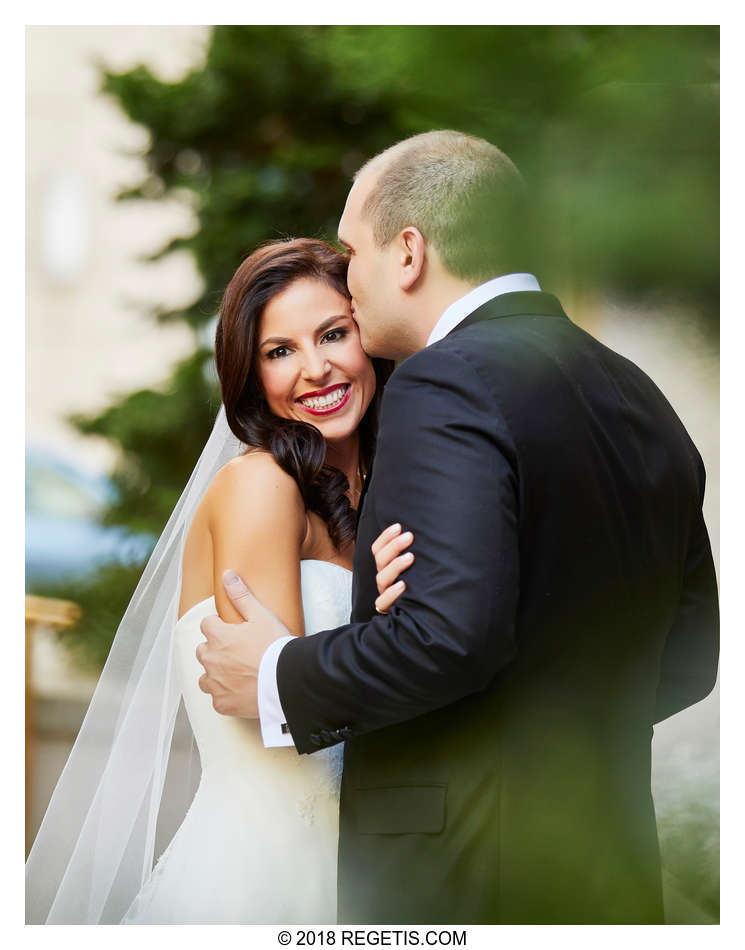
[{"left": 26, "top": 25, "right": 210, "bottom": 469}]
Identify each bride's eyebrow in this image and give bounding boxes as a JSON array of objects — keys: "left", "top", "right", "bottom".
[
  {"left": 315, "top": 314, "right": 351, "bottom": 334},
  {"left": 260, "top": 314, "right": 350, "bottom": 349},
  {"left": 260, "top": 334, "right": 292, "bottom": 349}
]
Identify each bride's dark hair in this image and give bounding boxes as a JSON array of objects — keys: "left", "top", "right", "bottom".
[{"left": 215, "top": 237, "right": 393, "bottom": 551}]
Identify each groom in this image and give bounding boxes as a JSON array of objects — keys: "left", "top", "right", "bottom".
[{"left": 197, "top": 130, "right": 719, "bottom": 923}]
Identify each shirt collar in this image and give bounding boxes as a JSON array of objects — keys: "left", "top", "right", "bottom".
[{"left": 426, "top": 273, "right": 541, "bottom": 346}]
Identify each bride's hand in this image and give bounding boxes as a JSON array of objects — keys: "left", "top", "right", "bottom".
[{"left": 371, "top": 523, "right": 414, "bottom": 614}]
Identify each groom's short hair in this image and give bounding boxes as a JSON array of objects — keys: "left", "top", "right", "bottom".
[{"left": 355, "top": 130, "right": 529, "bottom": 285}]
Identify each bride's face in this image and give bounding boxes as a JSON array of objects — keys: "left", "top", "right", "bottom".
[{"left": 256, "top": 277, "right": 377, "bottom": 445}]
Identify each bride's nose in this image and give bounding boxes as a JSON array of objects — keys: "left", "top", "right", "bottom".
[{"left": 300, "top": 348, "right": 331, "bottom": 382}]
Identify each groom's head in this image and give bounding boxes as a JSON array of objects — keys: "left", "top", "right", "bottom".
[{"left": 338, "top": 130, "right": 527, "bottom": 359}]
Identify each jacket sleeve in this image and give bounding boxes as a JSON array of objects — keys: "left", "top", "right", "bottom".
[
  {"left": 276, "top": 345, "right": 521, "bottom": 754},
  {"left": 653, "top": 482, "right": 719, "bottom": 724}
]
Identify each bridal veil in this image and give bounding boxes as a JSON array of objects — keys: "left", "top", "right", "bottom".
[{"left": 26, "top": 406, "right": 244, "bottom": 923}]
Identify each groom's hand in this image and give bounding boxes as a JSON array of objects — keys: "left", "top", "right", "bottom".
[{"left": 196, "top": 570, "right": 292, "bottom": 718}]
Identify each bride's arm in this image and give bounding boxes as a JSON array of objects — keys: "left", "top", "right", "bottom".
[{"left": 206, "top": 452, "right": 307, "bottom": 636}]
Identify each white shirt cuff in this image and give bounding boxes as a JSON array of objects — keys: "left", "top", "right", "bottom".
[{"left": 257, "top": 635, "right": 296, "bottom": 747}]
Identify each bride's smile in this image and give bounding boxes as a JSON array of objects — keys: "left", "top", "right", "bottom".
[{"left": 296, "top": 382, "right": 351, "bottom": 415}]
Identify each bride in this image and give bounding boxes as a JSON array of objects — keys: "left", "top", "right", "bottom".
[{"left": 26, "top": 238, "right": 409, "bottom": 924}]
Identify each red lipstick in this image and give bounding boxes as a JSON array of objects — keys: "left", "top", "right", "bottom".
[
  {"left": 298, "top": 383, "right": 347, "bottom": 400},
  {"left": 296, "top": 383, "right": 351, "bottom": 417}
]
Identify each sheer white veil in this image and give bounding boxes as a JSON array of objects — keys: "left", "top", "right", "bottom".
[{"left": 26, "top": 405, "right": 244, "bottom": 923}]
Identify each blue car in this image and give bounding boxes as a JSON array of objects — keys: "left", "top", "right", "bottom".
[{"left": 25, "top": 444, "right": 156, "bottom": 588}]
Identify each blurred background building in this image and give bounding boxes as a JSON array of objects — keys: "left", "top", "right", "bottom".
[
  {"left": 25, "top": 21, "right": 209, "bottom": 868},
  {"left": 27, "top": 25, "right": 207, "bottom": 469},
  {"left": 25, "top": 24, "right": 719, "bottom": 923}
]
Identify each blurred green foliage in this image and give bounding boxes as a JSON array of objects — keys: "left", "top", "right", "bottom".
[
  {"left": 68, "top": 352, "right": 220, "bottom": 534},
  {"left": 32, "top": 25, "right": 718, "bottom": 922},
  {"left": 36, "top": 561, "right": 147, "bottom": 671}
]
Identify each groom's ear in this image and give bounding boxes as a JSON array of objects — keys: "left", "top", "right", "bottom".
[{"left": 397, "top": 227, "right": 425, "bottom": 291}]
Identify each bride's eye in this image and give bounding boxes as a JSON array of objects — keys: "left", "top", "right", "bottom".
[
  {"left": 268, "top": 345, "right": 291, "bottom": 360},
  {"left": 322, "top": 328, "right": 347, "bottom": 344}
]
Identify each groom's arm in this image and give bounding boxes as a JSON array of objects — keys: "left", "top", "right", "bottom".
[
  {"left": 653, "top": 456, "right": 719, "bottom": 724},
  {"left": 277, "top": 345, "right": 520, "bottom": 754},
  {"left": 257, "top": 636, "right": 296, "bottom": 746}
]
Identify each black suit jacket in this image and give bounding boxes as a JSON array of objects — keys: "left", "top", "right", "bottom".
[{"left": 276, "top": 292, "right": 719, "bottom": 924}]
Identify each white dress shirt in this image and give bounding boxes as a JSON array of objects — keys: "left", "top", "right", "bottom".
[{"left": 257, "top": 272, "right": 541, "bottom": 747}]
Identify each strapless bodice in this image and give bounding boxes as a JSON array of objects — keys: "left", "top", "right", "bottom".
[{"left": 173, "top": 559, "right": 352, "bottom": 779}]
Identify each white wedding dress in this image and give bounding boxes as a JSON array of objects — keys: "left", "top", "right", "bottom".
[{"left": 122, "top": 559, "right": 352, "bottom": 924}]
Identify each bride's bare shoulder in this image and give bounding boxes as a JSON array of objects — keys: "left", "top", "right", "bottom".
[{"left": 203, "top": 449, "right": 305, "bottom": 532}]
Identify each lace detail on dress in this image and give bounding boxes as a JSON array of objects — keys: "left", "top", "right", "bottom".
[{"left": 294, "top": 743, "right": 345, "bottom": 827}]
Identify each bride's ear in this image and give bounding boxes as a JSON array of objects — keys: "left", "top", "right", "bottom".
[{"left": 397, "top": 227, "right": 425, "bottom": 292}]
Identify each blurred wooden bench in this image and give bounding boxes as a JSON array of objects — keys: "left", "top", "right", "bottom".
[{"left": 25, "top": 595, "right": 81, "bottom": 854}]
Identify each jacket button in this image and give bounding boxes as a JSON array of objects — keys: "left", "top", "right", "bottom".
[{"left": 310, "top": 733, "right": 321, "bottom": 746}]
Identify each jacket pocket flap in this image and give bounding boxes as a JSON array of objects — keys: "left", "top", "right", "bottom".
[{"left": 351, "top": 785, "right": 447, "bottom": 835}]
